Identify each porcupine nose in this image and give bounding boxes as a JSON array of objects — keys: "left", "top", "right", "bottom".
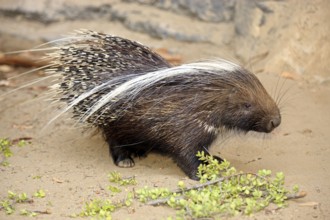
[{"left": 267, "top": 116, "right": 281, "bottom": 132}]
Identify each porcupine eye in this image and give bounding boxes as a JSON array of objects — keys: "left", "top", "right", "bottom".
[{"left": 243, "top": 102, "right": 252, "bottom": 109}]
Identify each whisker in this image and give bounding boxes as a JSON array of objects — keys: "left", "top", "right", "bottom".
[
  {"left": 8, "top": 64, "right": 55, "bottom": 80},
  {"left": 4, "top": 47, "right": 59, "bottom": 55},
  {"left": 277, "top": 83, "right": 291, "bottom": 108},
  {"left": 0, "top": 75, "right": 55, "bottom": 97},
  {"left": 273, "top": 75, "right": 281, "bottom": 104},
  {"left": 32, "top": 36, "right": 91, "bottom": 49}
]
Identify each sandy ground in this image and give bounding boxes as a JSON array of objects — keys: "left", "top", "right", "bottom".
[
  {"left": 1, "top": 1, "right": 330, "bottom": 219},
  {"left": 1, "top": 51, "right": 330, "bottom": 220}
]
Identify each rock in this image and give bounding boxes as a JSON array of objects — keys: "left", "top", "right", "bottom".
[
  {"left": 124, "top": 0, "right": 236, "bottom": 22},
  {"left": 108, "top": 4, "right": 209, "bottom": 42},
  {"left": 0, "top": 0, "right": 115, "bottom": 23},
  {"left": 0, "top": 0, "right": 233, "bottom": 44}
]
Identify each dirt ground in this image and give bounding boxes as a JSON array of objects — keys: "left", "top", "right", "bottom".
[
  {"left": 1, "top": 55, "right": 330, "bottom": 220},
  {"left": 1, "top": 1, "right": 330, "bottom": 220}
]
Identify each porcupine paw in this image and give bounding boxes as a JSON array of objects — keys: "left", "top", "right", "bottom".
[
  {"left": 175, "top": 154, "right": 202, "bottom": 180},
  {"left": 185, "top": 155, "right": 224, "bottom": 180},
  {"left": 115, "top": 157, "right": 135, "bottom": 168}
]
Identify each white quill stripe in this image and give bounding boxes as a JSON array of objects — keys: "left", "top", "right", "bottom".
[
  {"left": 46, "top": 81, "right": 111, "bottom": 125},
  {"left": 47, "top": 74, "right": 136, "bottom": 124},
  {"left": 82, "top": 60, "right": 239, "bottom": 121}
]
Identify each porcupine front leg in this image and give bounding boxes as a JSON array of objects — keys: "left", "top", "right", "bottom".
[{"left": 174, "top": 146, "right": 224, "bottom": 180}]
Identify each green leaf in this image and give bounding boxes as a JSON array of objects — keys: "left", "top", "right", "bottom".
[
  {"left": 34, "top": 189, "right": 46, "bottom": 198},
  {"left": 108, "top": 185, "right": 121, "bottom": 193}
]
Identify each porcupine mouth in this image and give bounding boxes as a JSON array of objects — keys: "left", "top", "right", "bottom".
[{"left": 251, "top": 117, "right": 281, "bottom": 133}]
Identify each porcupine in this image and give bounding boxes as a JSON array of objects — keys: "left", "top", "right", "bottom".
[{"left": 43, "top": 30, "right": 281, "bottom": 180}]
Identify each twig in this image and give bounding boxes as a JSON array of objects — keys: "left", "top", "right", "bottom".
[
  {"left": 11, "top": 137, "right": 33, "bottom": 145},
  {"left": 173, "top": 173, "right": 262, "bottom": 194},
  {"left": 286, "top": 191, "right": 307, "bottom": 200},
  {"left": 147, "top": 191, "right": 307, "bottom": 206},
  {"left": 147, "top": 195, "right": 184, "bottom": 206},
  {"left": 173, "top": 177, "right": 225, "bottom": 194},
  {"left": 33, "top": 209, "right": 51, "bottom": 215},
  {"left": 122, "top": 175, "right": 136, "bottom": 181},
  {"left": 147, "top": 174, "right": 258, "bottom": 206},
  {"left": 146, "top": 174, "right": 306, "bottom": 206}
]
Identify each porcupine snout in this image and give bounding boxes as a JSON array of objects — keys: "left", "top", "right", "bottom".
[{"left": 266, "top": 115, "right": 281, "bottom": 133}]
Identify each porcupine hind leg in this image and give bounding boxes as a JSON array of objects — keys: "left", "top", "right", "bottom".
[
  {"left": 106, "top": 138, "right": 150, "bottom": 167},
  {"left": 107, "top": 139, "right": 135, "bottom": 168}
]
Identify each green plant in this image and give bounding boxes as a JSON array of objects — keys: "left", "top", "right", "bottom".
[
  {"left": 0, "top": 189, "right": 49, "bottom": 217},
  {"left": 0, "top": 138, "right": 28, "bottom": 166},
  {"left": 75, "top": 153, "right": 305, "bottom": 219},
  {"left": 0, "top": 191, "right": 33, "bottom": 216},
  {"left": 136, "top": 151, "right": 304, "bottom": 219},
  {"left": 108, "top": 171, "right": 137, "bottom": 186},
  {"left": 79, "top": 199, "right": 116, "bottom": 219},
  {"left": 0, "top": 138, "right": 13, "bottom": 166},
  {"left": 75, "top": 172, "right": 136, "bottom": 219},
  {"left": 20, "top": 209, "right": 37, "bottom": 217},
  {"left": 33, "top": 189, "right": 46, "bottom": 198},
  {"left": 107, "top": 185, "right": 122, "bottom": 194},
  {"left": 107, "top": 171, "right": 136, "bottom": 196},
  {"left": 78, "top": 192, "right": 134, "bottom": 219}
]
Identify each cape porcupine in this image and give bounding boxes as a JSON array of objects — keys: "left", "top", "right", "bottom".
[{"left": 41, "top": 30, "right": 280, "bottom": 180}]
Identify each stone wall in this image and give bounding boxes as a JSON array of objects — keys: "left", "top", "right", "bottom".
[
  {"left": 0, "top": 0, "right": 237, "bottom": 45},
  {"left": 0, "top": 0, "right": 329, "bottom": 82}
]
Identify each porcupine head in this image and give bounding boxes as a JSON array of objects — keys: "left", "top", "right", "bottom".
[{"left": 48, "top": 30, "right": 281, "bottom": 180}]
